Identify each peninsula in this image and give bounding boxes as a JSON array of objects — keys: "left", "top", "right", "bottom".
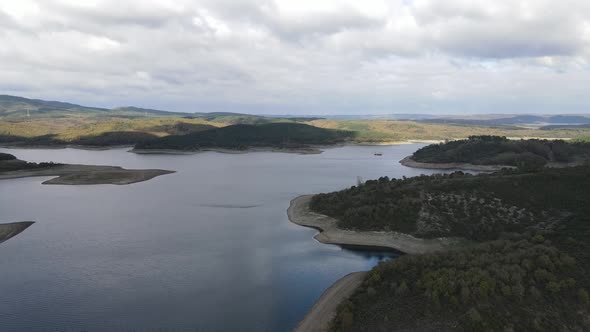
[
  {"left": 293, "top": 166, "right": 590, "bottom": 331},
  {"left": 401, "top": 135, "right": 590, "bottom": 171},
  {"left": 0, "top": 153, "right": 173, "bottom": 185}
]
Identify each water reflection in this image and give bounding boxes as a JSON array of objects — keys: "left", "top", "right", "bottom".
[
  {"left": 0, "top": 144, "right": 448, "bottom": 332},
  {"left": 340, "top": 244, "right": 402, "bottom": 262}
]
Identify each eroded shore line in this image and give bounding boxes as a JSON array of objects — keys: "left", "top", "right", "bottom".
[
  {"left": 399, "top": 156, "right": 513, "bottom": 172},
  {"left": 288, "top": 194, "right": 467, "bottom": 332},
  {"left": 287, "top": 195, "right": 463, "bottom": 255},
  {"left": 295, "top": 271, "right": 367, "bottom": 332},
  {"left": 130, "top": 147, "right": 322, "bottom": 155}
]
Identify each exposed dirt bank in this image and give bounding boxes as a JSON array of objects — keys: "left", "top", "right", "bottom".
[
  {"left": 288, "top": 195, "right": 465, "bottom": 255},
  {"left": 295, "top": 272, "right": 367, "bottom": 332},
  {"left": 288, "top": 195, "right": 468, "bottom": 331},
  {"left": 399, "top": 156, "right": 514, "bottom": 171}
]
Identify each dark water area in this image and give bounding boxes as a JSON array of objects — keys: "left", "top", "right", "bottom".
[{"left": 0, "top": 145, "right": 446, "bottom": 332}]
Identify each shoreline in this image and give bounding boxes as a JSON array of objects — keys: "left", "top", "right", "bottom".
[
  {"left": 399, "top": 156, "right": 514, "bottom": 171},
  {"left": 295, "top": 271, "right": 367, "bottom": 332},
  {"left": 1, "top": 140, "right": 439, "bottom": 155},
  {"left": 288, "top": 195, "right": 468, "bottom": 331},
  {"left": 0, "top": 136, "right": 576, "bottom": 154},
  {"left": 0, "top": 144, "right": 134, "bottom": 151},
  {"left": 130, "top": 146, "right": 323, "bottom": 155},
  {"left": 287, "top": 195, "right": 465, "bottom": 255},
  {"left": 0, "top": 164, "right": 174, "bottom": 185},
  {"left": 399, "top": 155, "right": 580, "bottom": 171}
]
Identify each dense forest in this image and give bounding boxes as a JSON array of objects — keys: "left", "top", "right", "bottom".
[
  {"left": 134, "top": 123, "right": 355, "bottom": 150},
  {"left": 410, "top": 136, "right": 590, "bottom": 169},
  {"left": 332, "top": 237, "right": 588, "bottom": 331},
  {"left": 0, "top": 153, "right": 63, "bottom": 172},
  {"left": 316, "top": 167, "right": 590, "bottom": 331},
  {"left": 311, "top": 167, "right": 590, "bottom": 240}
]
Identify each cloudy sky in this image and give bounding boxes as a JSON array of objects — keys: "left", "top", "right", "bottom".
[{"left": 1, "top": 0, "right": 590, "bottom": 115}]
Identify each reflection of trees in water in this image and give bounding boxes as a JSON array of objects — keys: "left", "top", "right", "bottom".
[
  {"left": 340, "top": 244, "right": 401, "bottom": 262},
  {"left": 0, "top": 221, "right": 34, "bottom": 244}
]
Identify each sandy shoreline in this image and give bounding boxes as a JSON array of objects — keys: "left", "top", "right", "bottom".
[
  {"left": 295, "top": 271, "right": 367, "bottom": 332},
  {"left": 399, "top": 156, "right": 514, "bottom": 171},
  {"left": 0, "top": 164, "right": 174, "bottom": 185}
]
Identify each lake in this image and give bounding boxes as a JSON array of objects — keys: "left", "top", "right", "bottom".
[{"left": 0, "top": 144, "right": 445, "bottom": 332}]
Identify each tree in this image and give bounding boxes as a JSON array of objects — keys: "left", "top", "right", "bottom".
[{"left": 579, "top": 289, "right": 589, "bottom": 306}]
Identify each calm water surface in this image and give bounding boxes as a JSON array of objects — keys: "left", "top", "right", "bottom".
[{"left": 0, "top": 145, "right": 445, "bottom": 332}]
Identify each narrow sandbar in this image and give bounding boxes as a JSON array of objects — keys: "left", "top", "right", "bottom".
[
  {"left": 0, "top": 164, "right": 174, "bottom": 185},
  {"left": 295, "top": 271, "right": 367, "bottom": 332}
]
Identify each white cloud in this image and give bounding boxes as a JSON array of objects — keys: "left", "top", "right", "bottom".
[{"left": 0, "top": 0, "right": 589, "bottom": 114}]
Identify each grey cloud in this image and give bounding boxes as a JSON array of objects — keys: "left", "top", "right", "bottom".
[{"left": 0, "top": 0, "right": 589, "bottom": 114}]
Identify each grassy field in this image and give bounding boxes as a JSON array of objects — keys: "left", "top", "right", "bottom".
[
  {"left": 309, "top": 119, "right": 590, "bottom": 142},
  {"left": 0, "top": 117, "right": 223, "bottom": 141},
  {"left": 3, "top": 95, "right": 590, "bottom": 146}
]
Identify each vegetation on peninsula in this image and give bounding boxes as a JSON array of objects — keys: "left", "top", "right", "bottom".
[
  {"left": 312, "top": 166, "right": 590, "bottom": 331},
  {"left": 134, "top": 122, "right": 355, "bottom": 151},
  {"left": 410, "top": 135, "right": 590, "bottom": 169}
]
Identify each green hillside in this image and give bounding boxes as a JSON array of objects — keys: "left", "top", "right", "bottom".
[
  {"left": 316, "top": 167, "right": 590, "bottom": 331},
  {"left": 135, "top": 122, "right": 355, "bottom": 150}
]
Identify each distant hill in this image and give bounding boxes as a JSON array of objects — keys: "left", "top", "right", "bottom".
[
  {"left": 134, "top": 122, "right": 355, "bottom": 151},
  {"left": 422, "top": 114, "right": 590, "bottom": 127},
  {"left": 0, "top": 95, "right": 278, "bottom": 123},
  {"left": 0, "top": 95, "right": 191, "bottom": 120},
  {"left": 0, "top": 95, "right": 108, "bottom": 119},
  {"left": 547, "top": 115, "right": 590, "bottom": 124},
  {"left": 541, "top": 123, "right": 590, "bottom": 130}
]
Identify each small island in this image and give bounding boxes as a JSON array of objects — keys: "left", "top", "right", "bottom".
[
  {"left": 131, "top": 122, "right": 355, "bottom": 154},
  {"left": 293, "top": 166, "right": 590, "bottom": 331},
  {"left": 0, "top": 152, "right": 174, "bottom": 185},
  {"left": 401, "top": 135, "right": 590, "bottom": 171}
]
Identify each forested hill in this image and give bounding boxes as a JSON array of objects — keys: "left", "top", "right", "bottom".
[
  {"left": 411, "top": 135, "right": 590, "bottom": 169},
  {"left": 0, "top": 95, "right": 323, "bottom": 124},
  {"left": 134, "top": 123, "right": 355, "bottom": 150},
  {"left": 314, "top": 167, "right": 590, "bottom": 331}
]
